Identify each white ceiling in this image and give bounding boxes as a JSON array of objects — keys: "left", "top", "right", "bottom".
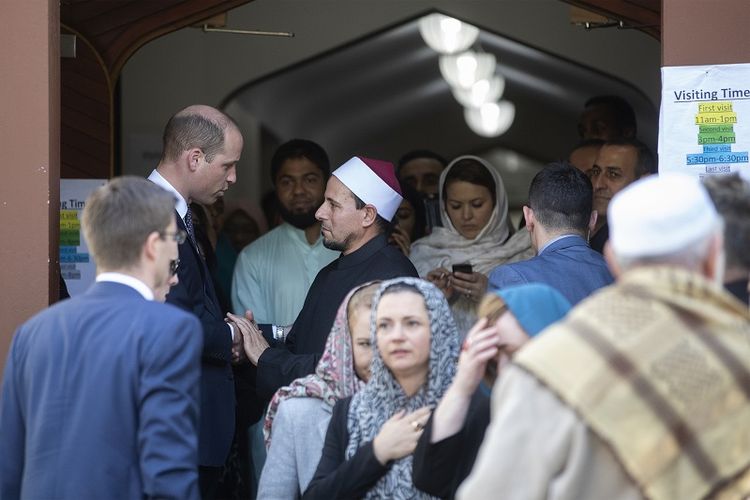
[
  {"left": 120, "top": 0, "right": 661, "bottom": 204},
  {"left": 221, "top": 10, "right": 658, "bottom": 204}
]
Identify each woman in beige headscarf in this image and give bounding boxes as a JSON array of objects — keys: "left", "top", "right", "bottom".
[{"left": 409, "top": 155, "right": 534, "bottom": 334}]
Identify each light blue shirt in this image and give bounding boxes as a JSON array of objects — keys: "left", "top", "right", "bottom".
[{"left": 231, "top": 223, "right": 338, "bottom": 325}]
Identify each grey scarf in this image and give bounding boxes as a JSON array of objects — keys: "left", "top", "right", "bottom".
[{"left": 346, "top": 277, "right": 460, "bottom": 499}]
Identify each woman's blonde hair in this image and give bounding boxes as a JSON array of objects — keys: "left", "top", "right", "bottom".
[
  {"left": 477, "top": 293, "right": 508, "bottom": 324},
  {"left": 347, "top": 282, "right": 380, "bottom": 326}
]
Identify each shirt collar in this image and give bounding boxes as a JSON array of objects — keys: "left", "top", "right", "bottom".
[
  {"left": 148, "top": 169, "right": 188, "bottom": 218},
  {"left": 96, "top": 272, "right": 154, "bottom": 301},
  {"left": 538, "top": 234, "right": 580, "bottom": 255},
  {"left": 336, "top": 233, "right": 389, "bottom": 269}
]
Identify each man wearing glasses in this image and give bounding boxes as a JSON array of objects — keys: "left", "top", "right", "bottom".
[
  {"left": 148, "top": 104, "right": 261, "bottom": 498},
  {"left": 0, "top": 177, "right": 203, "bottom": 499},
  {"left": 155, "top": 254, "right": 181, "bottom": 302}
]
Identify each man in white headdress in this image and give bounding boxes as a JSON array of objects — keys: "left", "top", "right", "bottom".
[
  {"left": 459, "top": 174, "right": 750, "bottom": 500},
  {"left": 236, "top": 156, "right": 418, "bottom": 401}
]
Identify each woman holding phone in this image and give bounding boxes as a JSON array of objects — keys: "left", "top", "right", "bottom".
[
  {"left": 412, "top": 283, "right": 571, "bottom": 499},
  {"left": 409, "top": 155, "right": 533, "bottom": 334}
]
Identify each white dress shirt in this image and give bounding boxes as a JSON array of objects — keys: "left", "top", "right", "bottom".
[{"left": 96, "top": 272, "right": 154, "bottom": 301}]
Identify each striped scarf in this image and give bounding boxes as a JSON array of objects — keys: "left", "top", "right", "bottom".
[{"left": 516, "top": 266, "right": 750, "bottom": 500}]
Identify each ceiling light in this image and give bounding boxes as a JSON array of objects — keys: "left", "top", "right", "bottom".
[
  {"left": 452, "top": 76, "right": 505, "bottom": 108},
  {"left": 464, "top": 101, "right": 515, "bottom": 137},
  {"left": 439, "top": 51, "right": 496, "bottom": 89},
  {"left": 419, "top": 13, "right": 479, "bottom": 54}
]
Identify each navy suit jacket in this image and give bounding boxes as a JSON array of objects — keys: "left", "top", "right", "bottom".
[
  {"left": 0, "top": 281, "right": 202, "bottom": 499},
  {"left": 166, "top": 212, "right": 236, "bottom": 466},
  {"left": 488, "top": 235, "right": 614, "bottom": 305}
]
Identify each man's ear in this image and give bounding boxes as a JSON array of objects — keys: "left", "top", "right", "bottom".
[
  {"left": 143, "top": 231, "right": 161, "bottom": 263},
  {"left": 187, "top": 148, "right": 202, "bottom": 172},
  {"left": 603, "top": 241, "right": 621, "bottom": 279},
  {"left": 703, "top": 231, "right": 725, "bottom": 283},
  {"left": 522, "top": 206, "right": 534, "bottom": 232},
  {"left": 361, "top": 205, "right": 378, "bottom": 228}
]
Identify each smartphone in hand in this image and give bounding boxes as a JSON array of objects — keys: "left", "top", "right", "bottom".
[{"left": 452, "top": 263, "right": 473, "bottom": 275}]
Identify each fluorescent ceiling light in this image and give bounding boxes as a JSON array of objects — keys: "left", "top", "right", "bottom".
[
  {"left": 419, "top": 13, "right": 479, "bottom": 54},
  {"left": 440, "top": 51, "right": 496, "bottom": 89},
  {"left": 464, "top": 100, "right": 515, "bottom": 137},
  {"left": 452, "top": 76, "right": 505, "bottom": 108}
]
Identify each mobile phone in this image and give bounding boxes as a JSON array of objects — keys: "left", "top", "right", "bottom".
[{"left": 452, "top": 263, "right": 473, "bottom": 274}]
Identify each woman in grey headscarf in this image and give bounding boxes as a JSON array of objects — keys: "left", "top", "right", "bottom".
[
  {"left": 303, "top": 277, "right": 460, "bottom": 499},
  {"left": 409, "top": 156, "right": 533, "bottom": 335}
]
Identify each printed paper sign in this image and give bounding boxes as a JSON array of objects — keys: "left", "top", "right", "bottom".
[
  {"left": 60, "top": 179, "right": 106, "bottom": 296},
  {"left": 659, "top": 63, "right": 750, "bottom": 180}
]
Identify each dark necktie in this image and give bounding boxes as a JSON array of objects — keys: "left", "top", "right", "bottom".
[{"left": 184, "top": 207, "right": 195, "bottom": 240}]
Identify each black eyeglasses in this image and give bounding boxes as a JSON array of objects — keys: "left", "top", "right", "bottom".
[
  {"left": 169, "top": 258, "right": 180, "bottom": 277},
  {"left": 160, "top": 230, "right": 187, "bottom": 244}
]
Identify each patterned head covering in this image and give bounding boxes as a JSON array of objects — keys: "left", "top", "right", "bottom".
[
  {"left": 346, "top": 277, "right": 460, "bottom": 499},
  {"left": 263, "top": 282, "right": 377, "bottom": 447}
]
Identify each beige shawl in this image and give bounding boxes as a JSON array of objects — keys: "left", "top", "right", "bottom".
[
  {"left": 409, "top": 155, "right": 532, "bottom": 277},
  {"left": 516, "top": 266, "right": 750, "bottom": 500}
]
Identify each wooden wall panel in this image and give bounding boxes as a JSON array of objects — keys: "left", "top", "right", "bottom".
[
  {"left": 563, "top": 0, "right": 660, "bottom": 39},
  {"left": 59, "top": 0, "right": 253, "bottom": 179},
  {"left": 60, "top": 25, "right": 111, "bottom": 179},
  {"left": 61, "top": 0, "right": 252, "bottom": 79}
]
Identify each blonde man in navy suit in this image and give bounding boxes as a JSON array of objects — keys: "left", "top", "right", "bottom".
[{"left": 0, "top": 177, "right": 202, "bottom": 499}]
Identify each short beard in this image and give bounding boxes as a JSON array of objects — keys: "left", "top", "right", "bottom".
[
  {"left": 322, "top": 238, "right": 346, "bottom": 252},
  {"left": 277, "top": 201, "right": 318, "bottom": 230},
  {"left": 322, "top": 232, "right": 356, "bottom": 252}
]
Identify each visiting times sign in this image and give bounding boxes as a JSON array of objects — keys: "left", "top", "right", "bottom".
[
  {"left": 60, "top": 179, "right": 107, "bottom": 296},
  {"left": 659, "top": 63, "right": 750, "bottom": 180}
]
